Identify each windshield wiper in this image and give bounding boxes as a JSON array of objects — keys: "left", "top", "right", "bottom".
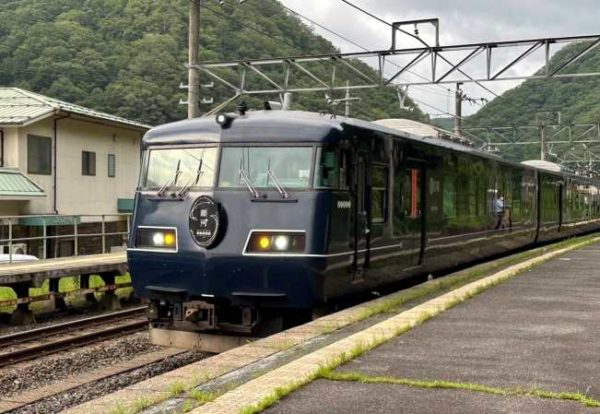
[
  {"left": 239, "top": 167, "right": 259, "bottom": 198},
  {"left": 177, "top": 158, "right": 204, "bottom": 198},
  {"left": 266, "top": 158, "right": 289, "bottom": 198},
  {"left": 157, "top": 159, "right": 182, "bottom": 197}
]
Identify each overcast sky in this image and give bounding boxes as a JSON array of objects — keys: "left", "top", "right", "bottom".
[{"left": 277, "top": 0, "right": 599, "bottom": 118}]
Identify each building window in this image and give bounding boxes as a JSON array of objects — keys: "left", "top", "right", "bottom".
[
  {"left": 108, "top": 154, "right": 116, "bottom": 177},
  {"left": 82, "top": 151, "right": 96, "bottom": 176},
  {"left": 28, "top": 135, "right": 52, "bottom": 175}
]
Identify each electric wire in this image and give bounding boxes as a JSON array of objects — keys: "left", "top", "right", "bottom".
[
  {"left": 205, "top": 1, "right": 467, "bottom": 121},
  {"left": 336, "top": 0, "right": 500, "bottom": 98},
  {"left": 279, "top": 2, "right": 453, "bottom": 99}
]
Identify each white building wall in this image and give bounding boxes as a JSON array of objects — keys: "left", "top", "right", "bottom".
[
  {"left": 20, "top": 118, "right": 55, "bottom": 214},
  {"left": 2, "top": 127, "right": 20, "bottom": 168},
  {"left": 17, "top": 116, "right": 142, "bottom": 216}
]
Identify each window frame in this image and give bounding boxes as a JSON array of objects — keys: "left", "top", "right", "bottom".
[
  {"left": 143, "top": 144, "right": 220, "bottom": 190},
  {"left": 27, "top": 134, "right": 52, "bottom": 175},
  {"left": 371, "top": 162, "right": 389, "bottom": 224},
  {"left": 217, "top": 144, "right": 315, "bottom": 191},
  {"left": 108, "top": 154, "right": 116, "bottom": 178},
  {"left": 82, "top": 150, "right": 97, "bottom": 176}
]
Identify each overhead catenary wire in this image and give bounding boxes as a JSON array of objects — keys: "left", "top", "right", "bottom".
[
  {"left": 336, "top": 0, "right": 500, "bottom": 98},
  {"left": 279, "top": 2, "right": 468, "bottom": 120},
  {"left": 278, "top": 1, "right": 453, "bottom": 99},
  {"left": 204, "top": 0, "right": 468, "bottom": 121}
]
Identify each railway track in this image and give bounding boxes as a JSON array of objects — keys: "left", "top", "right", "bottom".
[{"left": 0, "top": 306, "right": 148, "bottom": 368}]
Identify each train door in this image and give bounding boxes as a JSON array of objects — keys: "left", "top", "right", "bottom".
[
  {"left": 401, "top": 165, "right": 425, "bottom": 266},
  {"left": 351, "top": 150, "right": 370, "bottom": 280},
  {"left": 558, "top": 181, "right": 564, "bottom": 231}
]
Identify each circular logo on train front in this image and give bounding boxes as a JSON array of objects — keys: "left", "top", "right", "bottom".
[{"left": 189, "top": 196, "right": 220, "bottom": 248}]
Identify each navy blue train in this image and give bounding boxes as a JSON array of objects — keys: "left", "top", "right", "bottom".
[{"left": 128, "top": 110, "right": 600, "bottom": 334}]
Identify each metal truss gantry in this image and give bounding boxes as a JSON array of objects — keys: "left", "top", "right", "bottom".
[
  {"left": 463, "top": 123, "right": 600, "bottom": 170},
  {"left": 195, "top": 34, "right": 600, "bottom": 97}
]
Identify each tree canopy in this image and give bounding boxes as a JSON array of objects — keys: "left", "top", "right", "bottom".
[{"left": 0, "top": 0, "right": 428, "bottom": 125}]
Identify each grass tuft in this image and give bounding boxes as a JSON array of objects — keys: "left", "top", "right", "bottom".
[
  {"left": 189, "top": 389, "right": 218, "bottom": 404},
  {"left": 322, "top": 371, "right": 600, "bottom": 408},
  {"left": 169, "top": 380, "right": 188, "bottom": 397}
]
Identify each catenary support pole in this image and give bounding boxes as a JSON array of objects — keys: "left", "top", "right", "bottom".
[
  {"left": 454, "top": 82, "right": 463, "bottom": 136},
  {"left": 188, "top": 0, "right": 200, "bottom": 119}
]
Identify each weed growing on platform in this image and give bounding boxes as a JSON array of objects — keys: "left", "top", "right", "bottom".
[
  {"left": 189, "top": 389, "right": 218, "bottom": 403},
  {"left": 169, "top": 380, "right": 187, "bottom": 397},
  {"left": 322, "top": 371, "right": 600, "bottom": 408}
]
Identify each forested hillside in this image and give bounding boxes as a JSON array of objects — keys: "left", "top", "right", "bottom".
[
  {"left": 466, "top": 42, "right": 600, "bottom": 128},
  {"left": 0, "top": 0, "right": 427, "bottom": 125}
]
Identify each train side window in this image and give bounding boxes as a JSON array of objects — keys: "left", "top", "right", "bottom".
[
  {"left": 371, "top": 164, "right": 388, "bottom": 223},
  {"left": 443, "top": 175, "right": 457, "bottom": 218},
  {"left": 314, "top": 147, "right": 348, "bottom": 190}
]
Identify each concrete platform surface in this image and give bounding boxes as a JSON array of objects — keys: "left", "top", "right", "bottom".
[
  {"left": 268, "top": 244, "right": 600, "bottom": 413},
  {"left": 264, "top": 380, "right": 600, "bottom": 414}
]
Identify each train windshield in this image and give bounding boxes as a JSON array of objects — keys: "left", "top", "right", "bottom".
[
  {"left": 144, "top": 147, "right": 218, "bottom": 189},
  {"left": 219, "top": 146, "right": 313, "bottom": 189}
]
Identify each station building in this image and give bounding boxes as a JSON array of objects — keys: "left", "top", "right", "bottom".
[{"left": 0, "top": 87, "right": 150, "bottom": 258}]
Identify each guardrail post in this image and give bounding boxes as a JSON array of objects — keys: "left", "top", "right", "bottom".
[
  {"left": 8, "top": 217, "right": 12, "bottom": 263},
  {"left": 42, "top": 217, "right": 47, "bottom": 259},
  {"left": 101, "top": 214, "right": 106, "bottom": 254},
  {"left": 73, "top": 217, "right": 78, "bottom": 257}
]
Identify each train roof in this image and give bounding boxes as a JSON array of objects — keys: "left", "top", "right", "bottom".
[
  {"left": 142, "top": 110, "right": 596, "bottom": 182},
  {"left": 143, "top": 110, "right": 483, "bottom": 154}
]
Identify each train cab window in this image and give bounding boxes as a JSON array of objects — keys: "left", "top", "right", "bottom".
[
  {"left": 314, "top": 147, "right": 342, "bottom": 189},
  {"left": 219, "top": 146, "right": 313, "bottom": 189},
  {"left": 371, "top": 165, "right": 388, "bottom": 222},
  {"left": 144, "top": 147, "right": 217, "bottom": 189}
]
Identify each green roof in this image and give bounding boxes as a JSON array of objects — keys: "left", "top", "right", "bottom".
[
  {"left": 0, "top": 169, "right": 45, "bottom": 198},
  {"left": 0, "top": 87, "right": 151, "bottom": 130}
]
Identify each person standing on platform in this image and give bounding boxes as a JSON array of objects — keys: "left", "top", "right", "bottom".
[{"left": 495, "top": 194, "right": 505, "bottom": 229}]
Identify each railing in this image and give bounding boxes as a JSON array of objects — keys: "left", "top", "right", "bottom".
[{"left": 0, "top": 214, "right": 132, "bottom": 263}]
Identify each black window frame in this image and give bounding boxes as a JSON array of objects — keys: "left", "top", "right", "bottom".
[
  {"left": 371, "top": 163, "right": 389, "bottom": 223},
  {"left": 82, "top": 150, "right": 96, "bottom": 176},
  {"left": 27, "top": 135, "right": 52, "bottom": 175},
  {"left": 108, "top": 153, "right": 116, "bottom": 178}
]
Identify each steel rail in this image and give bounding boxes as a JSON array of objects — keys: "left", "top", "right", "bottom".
[
  {"left": 0, "top": 319, "right": 148, "bottom": 368},
  {"left": 0, "top": 308, "right": 148, "bottom": 368},
  {"left": 0, "top": 306, "right": 147, "bottom": 347}
]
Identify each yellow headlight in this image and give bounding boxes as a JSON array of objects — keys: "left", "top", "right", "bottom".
[{"left": 258, "top": 236, "right": 271, "bottom": 249}]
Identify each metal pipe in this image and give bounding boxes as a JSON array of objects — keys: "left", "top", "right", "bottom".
[
  {"left": 101, "top": 215, "right": 106, "bottom": 254},
  {"left": 53, "top": 115, "right": 70, "bottom": 214}
]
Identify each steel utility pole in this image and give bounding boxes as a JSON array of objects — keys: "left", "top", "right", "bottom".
[
  {"left": 454, "top": 82, "right": 463, "bottom": 136},
  {"left": 188, "top": 0, "right": 200, "bottom": 119},
  {"left": 345, "top": 81, "right": 351, "bottom": 117}
]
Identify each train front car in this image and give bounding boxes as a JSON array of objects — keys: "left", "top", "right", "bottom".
[{"left": 128, "top": 111, "right": 345, "bottom": 335}]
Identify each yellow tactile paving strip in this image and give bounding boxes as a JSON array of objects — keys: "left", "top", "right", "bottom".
[
  {"left": 0, "top": 348, "right": 182, "bottom": 413},
  {"left": 63, "top": 237, "right": 600, "bottom": 414}
]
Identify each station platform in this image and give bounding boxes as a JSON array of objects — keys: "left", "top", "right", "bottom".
[
  {"left": 264, "top": 243, "right": 600, "bottom": 413},
  {"left": 62, "top": 237, "right": 600, "bottom": 414},
  {"left": 0, "top": 251, "right": 127, "bottom": 287}
]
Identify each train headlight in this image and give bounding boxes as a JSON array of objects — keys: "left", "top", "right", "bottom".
[
  {"left": 274, "top": 235, "right": 289, "bottom": 251},
  {"left": 135, "top": 227, "right": 178, "bottom": 251},
  {"left": 152, "top": 232, "right": 165, "bottom": 246},
  {"left": 246, "top": 231, "right": 305, "bottom": 254}
]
